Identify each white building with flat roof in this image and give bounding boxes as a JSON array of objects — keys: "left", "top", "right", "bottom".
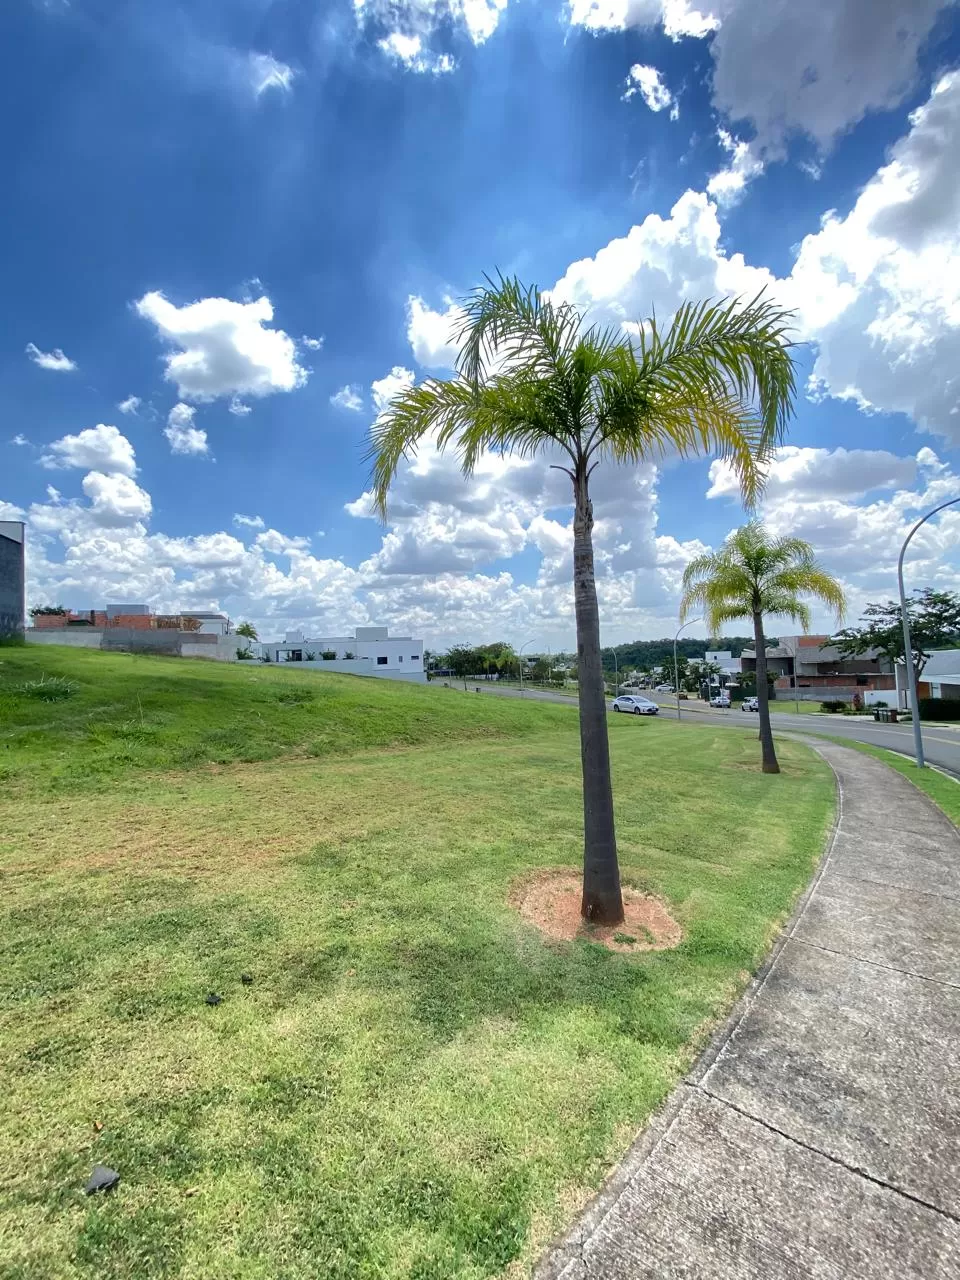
[{"left": 260, "top": 625, "right": 426, "bottom": 682}]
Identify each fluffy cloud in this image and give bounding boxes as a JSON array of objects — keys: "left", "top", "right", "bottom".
[
  {"left": 247, "top": 53, "right": 296, "bottom": 97},
  {"left": 330, "top": 385, "right": 365, "bottom": 411},
  {"left": 25, "top": 342, "right": 76, "bottom": 372},
  {"left": 570, "top": 0, "right": 952, "bottom": 158},
  {"left": 135, "top": 290, "right": 307, "bottom": 403},
  {"left": 255, "top": 529, "right": 312, "bottom": 555},
  {"left": 81, "top": 472, "right": 153, "bottom": 527},
  {"left": 301, "top": 335, "right": 324, "bottom": 351},
  {"left": 164, "top": 404, "right": 209, "bottom": 456},
  {"left": 40, "top": 424, "right": 137, "bottom": 477},
  {"left": 706, "top": 129, "right": 764, "bottom": 207},
  {"left": 117, "top": 395, "right": 141, "bottom": 415},
  {"left": 11, "top": 434, "right": 29, "bottom": 447},
  {"left": 371, "top": 366, "right": 415, "bottom": 414},
  {"left": 407, "top": 296, "right": 462, "bottom": 369},
  {"left": 622, "top": 64, "right": 677, "bottom": 117},
  {"left": 357, "top": 0, "right": 508, "bottom": 71},
  {"left": 788, "top": 71, "right": 960, "bottom": 441},
  {"left": 707, "top": 447, "right": 918, "bottom": 504},
  {"left": 233, "top": 513, "right": 265, "bottom": 530}
]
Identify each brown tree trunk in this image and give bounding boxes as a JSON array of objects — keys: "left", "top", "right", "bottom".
[
  {"left": 753, "top": 609, "right": 780, "bottom": 774},
  {"left": 573, "top": 468, "right": 625, "bottom": 924}
]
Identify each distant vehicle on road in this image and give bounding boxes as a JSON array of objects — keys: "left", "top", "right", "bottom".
[
  {"left": 709, "top": 692, "right": 731, "bottom": 708},
  {"left": 612, "top": 694, "right": 660, "bottom": 716},
  {"left": 654, "top": 683, "right": 674, "bottom": 692},
  {"left": 742, "top": 696, "right": 759, "bottom": 711}
]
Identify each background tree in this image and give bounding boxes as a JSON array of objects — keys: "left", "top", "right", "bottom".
[
  {"left": 235, "top": 621, "right": 258, "bottom": 640},
  {"left": 681, "top": 522, "right": 845, "bottom": 773},
  {"left": 834, "top": 588, "right": 960, "bottom": 680},
  {"left": 370, "top": 277, "right": 797, "bottom": 924}
]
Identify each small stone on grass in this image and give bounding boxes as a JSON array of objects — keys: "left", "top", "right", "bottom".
[{"left": 85, "top": 1165, "right": 120, "bottom": 1195}]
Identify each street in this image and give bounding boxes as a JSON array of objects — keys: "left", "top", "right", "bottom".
[{"left": 455, "top": 682, "right": 960, "bottom": 777}]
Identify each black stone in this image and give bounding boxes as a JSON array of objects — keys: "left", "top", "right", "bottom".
[
  {"left": 85, "top": 1165, "right": 120, "bottom": 1195},
  {"left": 205, "top": 992, "right": 223, "bottom": 1006},
  {"left": 240, "top": 973, "right": 253, "bottom": 985}
]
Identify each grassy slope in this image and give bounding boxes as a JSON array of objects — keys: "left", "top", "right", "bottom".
[{"left": 0, "top": 649, "right": 835, "bottom": 1278}]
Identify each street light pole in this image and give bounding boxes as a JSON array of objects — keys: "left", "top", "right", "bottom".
[
  {"left": 518, "top": 638, "right": 535, "bottom": 697},
  {"left": 897, "top": 496, "right": 960, "bottom": 768},
  {"left": 674, "top": 618, "right": 701, "bottom": 720},
  {"left": 605, "top": 647, "right": 619, "bottom": 696}
]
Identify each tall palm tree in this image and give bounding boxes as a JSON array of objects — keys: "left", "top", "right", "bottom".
[
  {"left": 680, "top": 521, "right": 845, "bottom": 774},
  {"left": 370, "top": 278, "right": 797, "bottom": 924}
]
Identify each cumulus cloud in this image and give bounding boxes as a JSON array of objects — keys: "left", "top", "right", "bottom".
[
  {"left": 330, "top": 385, "right": 365, "bottom": 411},
  {"left": 25, "top": 342, "right": 77, "bottom": 372},
  {"left": 247, "top": 53, "right": 296, "bottom": 96},
  {"left": 301, "top": 334, "right": 324, "bottom": 351},
  {"left": 371, "top": 366, "right": 415, "bottom": 414},
  {"left": 233, "top": 513, "right": 266, "bottom": 529},
  {"left": 135, "top": 290, "right": 307, "bottom": 403},
  {"left": 255, "top": 529, "right": 312, "bottom": 555},
  {"left": 622, "top": 64, "right": 677, "bottom": 117},
  {"left": 164, "top": 403, "right": 209, "bottom": 456},
  {"left": 707, "top": 447, "right": 918, "bottom": 504},
  {"left": 377, "top": 31, "right": 455, "bottom": 73},
  {"left": 81, "top": 471, "right": 153, "bottom": 527},
  {"left": 11, "top": 434, "right": 29, "bottom": 446},
  {"left": 706, "top": 129, "right": 764, "bottom": 207},
  {"left": 407, "top": 296, "right": 462, "bottom": 369},
  {"left": 41, "top": 424, "right": 137, "bottom": 477},
  {"left": 117, "top": 395, "right": 141, "bottom": 415},
  {"left": 571, "top": 0, "right": 952, "bottom": 160},
  {"left": 357, "top": 0, "right": 508, "bottom": 71}
]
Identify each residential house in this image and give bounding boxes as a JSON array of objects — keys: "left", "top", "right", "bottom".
[
  {"left": 741, "top": 634, "right": 895, "bottom": 703},
  {"left": 260, "top": 626, "right": 426, "bottom": 683},
  {"left": 0, "top": 519, "right": 25, "bottom": 639}
]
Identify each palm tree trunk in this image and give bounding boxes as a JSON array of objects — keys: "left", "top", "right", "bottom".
[
  {"left": 753, "top": 609, "right": 780, "bottom": 774},
  {"left": 572, "top": 468, "right": 624, "bottom": 924}
]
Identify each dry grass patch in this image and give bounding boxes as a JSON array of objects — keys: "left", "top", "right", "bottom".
[{"left": 511, "top": 870, "right": 683, "bottom": 953}]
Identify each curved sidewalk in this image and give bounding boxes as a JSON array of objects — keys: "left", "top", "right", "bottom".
[{"left": 536, "top": 740, "right": 960, "bottom": 1279}]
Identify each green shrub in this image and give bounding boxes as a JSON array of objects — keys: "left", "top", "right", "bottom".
[
  {"left": 321, "top": 650, "right": 337, "bottom": 661},
  {"left": 13, "top": 675, "right": 79, "bottom": 702},
  {"left": 236, "top": 647, "right": 254, "bottom": 660},
  {"left": 820, "top": 699, "right": 847, "bottom": 713},
  {"left": 918, "top": 697, "right": 960, "bottom": 721}
]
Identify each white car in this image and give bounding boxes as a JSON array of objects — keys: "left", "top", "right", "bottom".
[
  {"left": 742, "top": 696, "right": 760, "bottom": 712},
  {"left": 612, "top": 694, "right": 660, "bottom": 716},
  {"left": 709, "top": 693, "right": 731, "bottom": 708},
  {"left": 654, "top": 683, "right": 674, "bottom": 692}
]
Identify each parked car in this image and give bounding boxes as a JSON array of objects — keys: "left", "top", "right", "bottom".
[
  {"left": 654, "top": 683, "right": 674, "bottom": 692},
  {"left": 709, "top": 693, "right": 731, "bottom": 708},
  {"left": 742, "top": 696, "right": 760, "bottom": 712},
  {"left": 612, "top": 694, "right": 660, "bottom": 716}
]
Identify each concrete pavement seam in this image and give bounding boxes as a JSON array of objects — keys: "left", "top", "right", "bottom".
[
  {"left": 695, "top": 1084, "right": 960, "bottom": 1226},
  {"left": 789, "top": 933, "right": 960, "bottom": 991},
  {"left": 814, "top": 867, "right": 960, "bottom": 907}
]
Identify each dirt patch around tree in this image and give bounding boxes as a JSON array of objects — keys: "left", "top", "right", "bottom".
[{"left": 511, "top": 869, "right": 682, "bottom": 954}]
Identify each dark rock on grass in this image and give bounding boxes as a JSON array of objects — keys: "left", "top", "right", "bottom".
[
  {"left": 85, "top": 1165, "right": 120, "bottom": 1195},
  {"left": 205, "top": 992, "right": 223, "bottom": 1006},
  {"left": 240, "top": 973, "right": 253, "bottom": 985}
]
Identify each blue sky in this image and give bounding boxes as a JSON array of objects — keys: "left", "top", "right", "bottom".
[{"left": 3, "top": 0, "right": 960, "bottom": 646}]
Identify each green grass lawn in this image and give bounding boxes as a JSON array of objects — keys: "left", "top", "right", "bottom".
[{"left": 0, "top": 647, "right": 834, "bottom": 1278}]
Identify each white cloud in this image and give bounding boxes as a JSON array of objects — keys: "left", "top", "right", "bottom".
[
  {"left": 407, "top": 296, "right": 462, "bottom": 369},
  {"left": 233, "top": 513, "right": 266, "bottom": 529},
  {"left": 622, "top": 64, "right": 677, "bottom": 117},
  {"left": 0, "top": 500, "right": 25, "bottom": 520},
  {"left": 706, "top": 129, "right": 764, "bottom": 207},
  {"left": 707, "top": 447, "right": 918, "bottom": 504},
  {"left": 247, "top": 53, "right": 296, "bottom": 97},
  {"left": 164, "top": 403, "right": 209, "bottom": 456},
  {"left": 255, "top": 529, "right": 312, "bottom": 555},
  {"left": 331, "top": 385, "right": 365, "bottom": 411},
  {"left": 25, "top": 342, "right": 77, "bottom": 372},
  {"left": 371, "top": 366, "right": 415, "bottom": 415},
  {"left": 228, "top": 397, "right": 252, "bottom": 417},
  {"left": 135, "top": 290, "right": 307, "bottom": 403},
  {"left": 358, "top": 0, "right": 507, "bottom": 72},
  {"left": 788, "top": 70, "right": 960, "bottom": 441},
  {"left": 301, "top": 334, "right": 324, "bottom": 351},
  {"left": 570, "top": 0, "right": 953, "bottom": 159},
  {"left": 81, "top": 471, "right": 153, "bottom": 527},
  {"left": 11, "top": 434, "right": 29, "bottom": 446},
  {"left": 41, "top": 424, "right": 137, "bottom": 477},
  {"left": 117, "top": 395, "right": 141, "bottom": 415}
]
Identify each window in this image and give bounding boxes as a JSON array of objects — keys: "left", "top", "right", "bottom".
[
  {"left": 377, "top": 656, "right": 388, "bottom": 665},
  {"left": 399, "top": 656, "right": 403, "bottom": 662},
  {"left": 411, "top": 654, "right": 420, "bottom": 661}
]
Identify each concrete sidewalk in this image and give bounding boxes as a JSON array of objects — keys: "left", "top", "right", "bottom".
[{"left": 536, "top": 741, "right": 960, "bottom": 1279}]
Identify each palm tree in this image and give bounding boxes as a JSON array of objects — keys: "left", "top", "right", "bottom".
[
  {"left": 680, "top": 521, "right": 845, "bottom": 774},
  {"left": 235, "top": 621, "right": 258, "bottom": 640},
  {"left": 370, "top": 277, "right": 797, "bottom": 924}
]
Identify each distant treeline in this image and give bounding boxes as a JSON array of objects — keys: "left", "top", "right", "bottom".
[{"left": 602, "top": 636, "right": 772, "bottom": 673}]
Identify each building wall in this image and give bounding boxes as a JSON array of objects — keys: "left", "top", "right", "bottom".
[
  {"left": 0, "top": 524, "right": 26, "bottom": 638},
  {"left": 266, "top": 635, "right": 423, "bottom": 673},
  {"left": 26, "top": 629, "right": 103, "bottom": 649}
]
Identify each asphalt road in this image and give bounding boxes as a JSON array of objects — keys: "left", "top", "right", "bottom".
[{"left": 458, "top": 682, "right": 960, "bottom": 777}]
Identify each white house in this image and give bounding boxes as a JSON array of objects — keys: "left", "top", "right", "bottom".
[{"left": 259, "top": 625, "right": 426, "bottom": 683}]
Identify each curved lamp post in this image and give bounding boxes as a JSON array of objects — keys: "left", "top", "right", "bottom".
[
  {"left": 518, "top": 638, "right": 536, "bottom": 697},
  {"left": 898, "top": 496, "right": 960, "bottom": 768},
  {"left": 674, "top": 617, "right": 701, "bottom": 720}
]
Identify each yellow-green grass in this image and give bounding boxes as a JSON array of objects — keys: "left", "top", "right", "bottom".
[{"left": 0, "top": 649, "right": 834, "bottom": 1278}]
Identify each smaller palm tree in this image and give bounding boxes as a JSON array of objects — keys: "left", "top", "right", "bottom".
[
  {"left": 235, "top": 621, "right": 258, "bottom": 641},
  {"left": 680, "top": 522, "right": 845, "bottom": 773}
]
